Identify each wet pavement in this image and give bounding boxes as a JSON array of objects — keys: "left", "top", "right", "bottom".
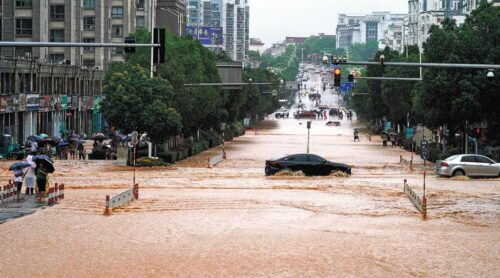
[{"left": 1, "top": 72, "right": 499, "bottom": 277}]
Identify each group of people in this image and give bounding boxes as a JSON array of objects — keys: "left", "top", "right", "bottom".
[
  {"left": 13, "top": 153, "right": 51, "bottom": 202},
  {"left": 56, "top": 142, "right": 85, "bottom": 160}
]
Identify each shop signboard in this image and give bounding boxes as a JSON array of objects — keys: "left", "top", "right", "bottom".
[
  {"left": 61, "top": 95, "right": 68, "bottom": 110},
  {"left": 26, "top": 94, "right": 40, "bottom": 111},
  {"left": 39, "top": 96, "right": 50, "bottom": 112},
  {"left": 72, "top": 96, "right": 78, "bottom": 109},
  {"left": 80, "top": 96, "right": 87, "bottom": 111},
  {"left": 87, "top": 97, "right": 93, "bottom": 110},
  {"left": 405, "top": 128, "right": 415, "bottom": 140},
  {"left": 17, "top": 94, "right": 27, "bottom": 111},
  {"left": 93, "top": 96, "right": 100, "bottom": 111},
  {"left": 384, "top": 121, "right": 392, "bottom": 132},
  {"left": 0, "top": 96, "right": 14, "bottom": 113}
]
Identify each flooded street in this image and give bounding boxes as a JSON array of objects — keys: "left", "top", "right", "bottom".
[{"left": 1, "top": 78, "right": 499, "bottom": 277}]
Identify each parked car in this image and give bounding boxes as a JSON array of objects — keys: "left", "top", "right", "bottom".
[
  {"left": 435, "top": 154, "right": 500, "bottom": 177},
  {"left": 329, "top": 107, "right": 341, "bottom": 116},
  {"left": 294, "top": 110, "right": 316, "bottom": 119},
  {"left": 265, "top": 154, "right": 352, "bottom": 176}
]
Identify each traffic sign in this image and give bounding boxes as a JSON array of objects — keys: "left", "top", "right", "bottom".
[
  {"left": 420, "top": 139, "right": 429, "bottom": 149},
  {"left": 131, "top": 131, "right": 139, "bottom": 147},
  {"left": 420, "top": 149, "right": 429, "bottom": 160}
]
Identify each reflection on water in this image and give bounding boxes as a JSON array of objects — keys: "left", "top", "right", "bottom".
[{"left": 1, "top": 94, "right": 499, "bottom": 277}]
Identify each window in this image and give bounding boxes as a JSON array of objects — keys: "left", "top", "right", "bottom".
[
  {"left": 49, "top": 54, "right": 65, "bottom": 64},
  {"left": 83, "top": 0, "right": 95, "bottom": 9},
  {"left": 83, "top": 38, "right": 95, "bottom": 53},
  {"left": 136, "top": 16, "right": 145, "bottom": 27},
  {"left": 308, "top": 155, "right": 325, "bottom": 163},
  {"left": 16, "top": 18, "right": 32, "bottom": 36},
  {"left": 83, "top": 17, "right": 95, "bottom": 30},
  {"left": 112, "top": 25, "right": 123, "bottom": 37},
  {"left": 50, "top": 5, "right": 65, "bottom": 20},
  {"left": 112, "top": 47, "right": 124, "bottom": 55},
  {"left": 15, "top": 47, "right": 32, "bottom": 58},
  {"left": 50, "top": 29, "right": 65, "bottom": 42},
  {"left": 366, "top": 21, "right": 378, "bottom": 42},
  {"left": 136, "top": 0, "right": 145, "bottom": 10},
  {"left": 461, "top": 156, "right": 475, "bottom": 163},
  {"left": 16, "top": 0, "right": 32, "bottom": 8},
  {"left": 475, "top": 156, "right": 492, "bottom": 164},
  {"left": 111, "top": 7, "right": 124, "bottom": 19},
  {"left": 82, "top": 60, "right": 95, "bottom": 67}
]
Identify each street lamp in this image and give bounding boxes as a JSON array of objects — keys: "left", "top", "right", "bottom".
[
  {"left": 380, "top": 54, "right": 385, "bottom": 67},
  {"left": 322, "top": 55, "right": 329, "bottom": 65},
  {"left": 487, "top": 69, "right": 495, "bottom": 81}
]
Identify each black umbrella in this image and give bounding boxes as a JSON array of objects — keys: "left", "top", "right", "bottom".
[
  {"left": 33, "top": 155, "right": 55, "bottom": 173},
  {"left": 9, "top": 161, "right": 31, "bottom": 171},
  {"left": 58, "top": 141, "right": 70, "bottom": 148},
  {"left": 39, "top": 138, "right": 58, "bottom": 146}
]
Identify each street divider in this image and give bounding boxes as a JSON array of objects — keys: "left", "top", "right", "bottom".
[
  {"left": 0, "top": 180, "right": 16, "bottom": 204},
  {"left": 403, "top": 179, "right": 427, "bottom": 218},
  {"left": 208, "top": 152, "right": 225, "bottom": 168},
  {"left": 104, "top": 183, "right": 139, "bottom": 215},
  {"left": 47, "top": 183, "right": 65, "bottom": 205},
  {"left": 400, "top": 154, "right": 413, "bottom": 170}
]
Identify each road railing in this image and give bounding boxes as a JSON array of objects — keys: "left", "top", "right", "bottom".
[
  {"left": 208, "top": 153, "right": 225, "bottom": 168},
  {"left": 47, "top": 183, "right": 65, "bottom": 205},
  {"left": 104, "top": 184, "right": 139, "bottom": 215},
  {"left": 0, "top": 180, "right": 16, "bottom": 204},
  {"left": 403, "top": 179, "right": 427, "bottom": 219}
]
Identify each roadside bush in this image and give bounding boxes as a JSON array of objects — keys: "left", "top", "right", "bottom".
[
  {"left": 158, "top": 151, "right": 177, "bottom": 164},
  {"left": 231, "top": 121, "right": 245, "bottom": 137},
  {"left": 176, "top": 147, "right": 189, "bottom": 161}
]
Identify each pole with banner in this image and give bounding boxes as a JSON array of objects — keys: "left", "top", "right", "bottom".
[{"left": 131, "top": 131, "right": 139, "bottom": 186}]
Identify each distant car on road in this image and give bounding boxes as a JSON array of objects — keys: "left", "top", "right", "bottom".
[
  {"left": 294, "top": 110, "right": 316, "bottom": 119},
  {"left": 435, "top": 154, "right": 500, "bottom": 177},
  {"left": 265, "top": 154, "right": 352, "bottom": 176},
  {"left": 275, "top": 109, "right": 289, "bottom": 118}
]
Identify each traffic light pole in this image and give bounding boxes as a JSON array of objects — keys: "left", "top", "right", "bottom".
[
  {"left": 344, "top": 60, "right": 500, "bottom": 70},
  {"left": 0, "top": 42, "right": 160, "bottom": 48}
]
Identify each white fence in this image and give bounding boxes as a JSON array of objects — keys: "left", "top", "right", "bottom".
[
  {"left": 404, "top": 179, "right": 427, "bottom": 218},
  {"left": 208, "top": 153, "right": 224, "bottom": 168},
  {"left": 400, "top": 155, "right": 413, "bottom": 169},
  {"left": 104, "top": 184, "right": 139, "bottom": 214}
]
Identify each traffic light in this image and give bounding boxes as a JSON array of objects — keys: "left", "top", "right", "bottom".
[
  {"left": 348, "top": 74, "right": 354, "bottom": 82},
  {"left": 124, "top": 36, "right": 136, "bottom": 53},
  {"left": 333, "top": 68, "right": 341, "bottom": 87},
  {"left": 153, "top": 28, "right": 166, "bottom": 64}
]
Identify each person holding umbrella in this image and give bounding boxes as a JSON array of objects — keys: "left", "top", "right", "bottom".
[
  {"left": 34, "top": 155, "right": 55, "bottom": 202},
  {"left": 9, "top": 161, "right": 31, "bottom": 201},
  {"left": 25, "top": 154, "right": 36, "bottom": 195}
]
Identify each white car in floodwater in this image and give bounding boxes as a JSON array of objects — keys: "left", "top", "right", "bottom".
[{"left": 435, "top": 154, "right": 500, "bottom": 177}]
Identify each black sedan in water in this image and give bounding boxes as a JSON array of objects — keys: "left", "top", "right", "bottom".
[{"left": 265, "top": 154, "right": 351, "bottom": 176}]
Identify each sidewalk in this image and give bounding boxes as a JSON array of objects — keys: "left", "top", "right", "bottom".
[{"left": 0, "top": 194, "right": 45, "bottom": 224}]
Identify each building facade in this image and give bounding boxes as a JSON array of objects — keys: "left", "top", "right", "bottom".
[
  {"left": 405, "top": 0, "right": 484, "bottom": 50},
  {"left": 186, "top": 0, "right": 249, "bottom": 61},
  {"left": 0, "top": 57, "right": 104, "bottom": 143},
  {"left": 0, "top": 0, "right": 145, "bottom": 70},
  {"left": 157, "top": 0, "right": 187, "bottom": 36},
  {"left": 336, "top": 12, "right": 407, "bottom": 50}
]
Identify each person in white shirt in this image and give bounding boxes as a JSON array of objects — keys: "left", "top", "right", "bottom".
[
  {"left": 13, "top": 168, "right": 24, "bottom": 201},
  {"left": 25, "top": 154, "right": 36, "bottom": 195}
]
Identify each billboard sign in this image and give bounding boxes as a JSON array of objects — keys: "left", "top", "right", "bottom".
[{"left": 186, "top": 26, "right": 223, "bottom": 46}]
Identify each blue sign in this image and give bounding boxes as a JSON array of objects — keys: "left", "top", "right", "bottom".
[
  {"left": 405, "top": 128, "right": 414, "bottom": 140},
  {"left": 384, "top": 121, "right": 392, "bottom": 132},
  {"left": 186, "top": 26, "right": 223, "bottom": 46},
  {"left": 340, "top": 82, "right": 355, "bottom": 93}
]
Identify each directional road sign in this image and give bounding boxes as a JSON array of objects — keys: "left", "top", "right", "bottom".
[{"left": 420, "top": 149, "right": 429, "bottom": 160}]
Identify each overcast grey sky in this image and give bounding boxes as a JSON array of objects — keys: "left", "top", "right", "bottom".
[{"left": 250, "top": 0, "right": 408, "bottom": 48}]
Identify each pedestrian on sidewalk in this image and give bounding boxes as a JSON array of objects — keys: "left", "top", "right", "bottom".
[
  {"left": 354, "top": 129, "right": 360, "bottom": 142},
  {"left": 78, "top": 143, "right": 85, "bottom": 160},
  {"left": 13, "top": 168, "right": 25, "bottom": 202},
  {"left": 25, "top": 154, "right": 36, "bottom": 195}
]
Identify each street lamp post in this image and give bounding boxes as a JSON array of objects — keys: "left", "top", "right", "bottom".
[
  {"left": 150, "top": 0, "right": 157, "bottom": 78},
  {"left": 221, "top": 123, "right": 226, "bottom": 159}
]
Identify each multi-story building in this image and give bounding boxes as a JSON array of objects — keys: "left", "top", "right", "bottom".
[
  {"left": 405, "top": 0, "right": 484, "bottom": 50},
  {"left": 0, "top": 0, "right": 145, "bottom": 70},
  {"left": 186, "top": 0, "right": 249, "bottom": 61},
  {"left": 336, "top": 12, "right": 407, "bottom": 50},
  {"left": 249, "top": 38, "right": 264, "bottom": 54},
  {"left": 0, "top": 57, "right": 104, "bottom": 143},
  {"left": 157, "top": 0, "right": 187, "bottom": 36}
]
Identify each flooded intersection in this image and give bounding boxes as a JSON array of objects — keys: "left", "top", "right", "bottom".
[{"left": 0, "top": 116, "right": 499, "bottom": 277}]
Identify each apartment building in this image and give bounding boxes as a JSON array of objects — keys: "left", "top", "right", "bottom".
[
  {"left": 336, "top": 12, "right": 407, "bottom": 50},
  {"left": 406, "top": 0, "right": 484, "bottom": 50},
  {"left": 0, "top": 0, "right": 143, "bottom": 69},
  {"left": 186, "top": 0, "right": 249, "bottom": 61}
]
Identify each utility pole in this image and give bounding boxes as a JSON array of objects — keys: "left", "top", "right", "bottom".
[{"left": 150, "top": 0, "right": 157, "bottom": 78}]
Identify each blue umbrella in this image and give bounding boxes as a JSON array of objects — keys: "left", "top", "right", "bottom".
[
  {"left": 58, "top": 141, "right": 70, "bottom": 148},
  {"left": 9, "top": 161, "right": 31, "bottom": 171},
  {"left": 39, "top": 133, "right": 49, "bottom": 139}
]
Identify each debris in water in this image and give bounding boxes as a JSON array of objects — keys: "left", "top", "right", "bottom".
[
  {"left": 274, "top": 169, "right": 305, "bottom": 176},
  {"left": 329, "top": 171, "right": 350, "bottom": 178}
]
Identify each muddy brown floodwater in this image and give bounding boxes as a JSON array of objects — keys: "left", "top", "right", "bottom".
[{"left": 0, "top": 116, "right": 499, "bottom": 277}]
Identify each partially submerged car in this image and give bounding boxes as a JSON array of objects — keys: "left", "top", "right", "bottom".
[
  {"left": 435, "top": 154, "right": 500, "bottom": 177},
  {"left": 265, "top": 153, "right": 351, "bottom": 176}
]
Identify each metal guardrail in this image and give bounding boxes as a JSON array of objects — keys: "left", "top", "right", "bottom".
[
  {"left": 104, "top": 184, "right": 139, "bottom": 215},
  {"left": 208, "top": 153, "right": 224, "bottom": 168},
  {"left": 404, "top": 179, "right": 427, "bottom": 218}
]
